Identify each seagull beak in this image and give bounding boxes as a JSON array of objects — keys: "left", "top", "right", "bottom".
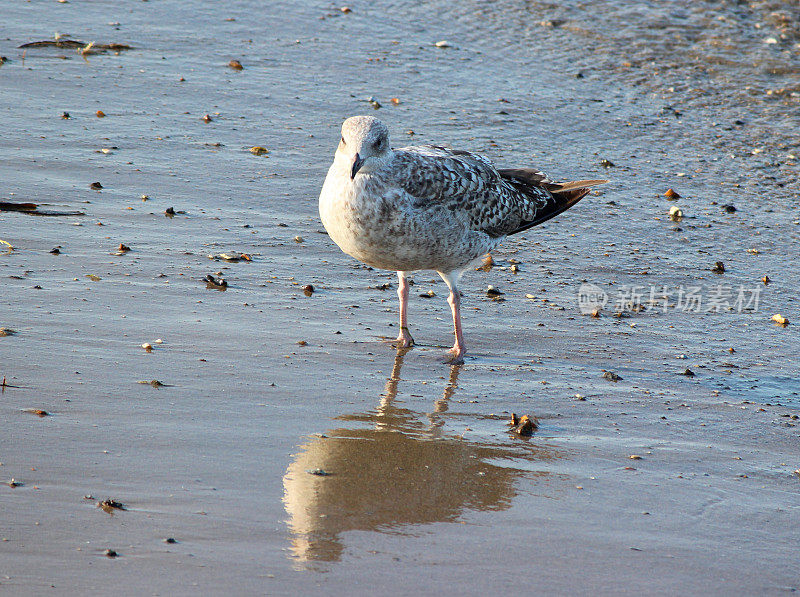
[{"left": 350, "top": 153, "right": 365, "bottom": 179}]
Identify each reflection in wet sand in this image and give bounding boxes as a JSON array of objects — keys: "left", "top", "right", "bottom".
[{"left": 283, "top": 350, "right": 561, "bottom": 565}]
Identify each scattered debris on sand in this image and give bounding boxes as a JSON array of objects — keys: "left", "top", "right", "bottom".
[
  {"left": 204, "top": 274, "right": 227, "bottom": 290},
  {"left": 0, "top": 201, "right": 84, "bottom": 217},
  {"left": 208, "top": 252, "right": 251, "bottom": 262},
  {"left": 97, "top": 499, "right": 127, "bottom": 514},
  {"left": 508, "top": 413, "right": 538, "bottom": 436}
]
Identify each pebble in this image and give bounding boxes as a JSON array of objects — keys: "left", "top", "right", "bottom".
[
  {"left": 711, "top": 261, "right": 725, "bottom": 274},
  {"left": 603, "top": 371, "right": 622, "bottom": 382},
  {"left": 141, "top": 343, "right": 153, "bottom": 352},
  {"left": 772, "top": 314, "right": 789, "bottom": 326},
  {"left": 434, "top": 40, "right": 451, "bottom": 48},
  {"left": 228, "top": 59, "right": 243, "bottom": 70},
  {"left": 89, "top": 182, "right": 103, "bottom": 190},
  {"left": 669, "top": 205, "right": 683, "bottom": 221},
  {"left": 664, "top": 188, "right": 681, "bottom": 199},
  {"left": 303, "top": 284, "right": 314, "bottom": 297}
]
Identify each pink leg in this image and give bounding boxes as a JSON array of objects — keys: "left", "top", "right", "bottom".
[
  {"left": 394, "top": 271, "right": 414, "bottom": 348},
  {"left": 439, "top": 271, "right": 466, "bottom": 364},
  {"left": 446, "top": 289, "right": 466, "bottom": 364}
]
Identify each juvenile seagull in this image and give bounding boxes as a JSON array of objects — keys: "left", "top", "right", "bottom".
[{"left": 319, "top": 115, "right": 606, "bottom": 364}]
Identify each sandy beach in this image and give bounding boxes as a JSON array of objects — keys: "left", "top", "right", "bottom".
[{"left": 1, "top": 0, "right": 799, "bottom": 594}]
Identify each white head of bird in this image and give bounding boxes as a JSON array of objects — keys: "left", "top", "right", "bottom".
[{"left": 337, "top": 115, "right": 392, "bottom": 180}]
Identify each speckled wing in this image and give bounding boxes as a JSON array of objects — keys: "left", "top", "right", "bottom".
[{"left": 392, "top": 145, "right": 558, "bottom": 238}]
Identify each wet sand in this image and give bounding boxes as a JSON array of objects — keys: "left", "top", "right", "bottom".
[{"left": 1, "top": 1, "right": 799, "bottom": 595}]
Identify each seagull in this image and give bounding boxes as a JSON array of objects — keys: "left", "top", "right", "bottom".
[{"left": 319, "top": 115, "right": 607, "bottom": 364}]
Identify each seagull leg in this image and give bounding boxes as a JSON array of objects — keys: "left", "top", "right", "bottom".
[
  {"left": 394, "top": 271, "right": 414, "bottom": 348},
  {"left": 439, "top": 271, "right": 466, "bottom": 364}
]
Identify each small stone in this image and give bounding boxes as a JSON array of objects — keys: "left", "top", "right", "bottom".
[
  {"left": 340, "top": 6, "right": 352, "bottom": 13},
  {"left": 486, "top": 285, "right": 504, "bottom": 298},
  {"left": 141, "top": 343, "right": 153, "bottom": 352},
  {"left": 249, "top": 146, "right": 268, "bottom": 156},
  {"left": 513, "top": 415, "right": 538, "bottom": 436},
  {"left": 477, "top": 253, "right": 494, "bottom": 271},
  {"left": 96, "top": 110, "right": 106, "bottom": 118},
  {"left": 201, "top": 114, "right": 213, "bottom": 123},
  {"left": 668, "top": 205, "right": 683, "bottom": 221},
  {"left": 419, "top": 289, "right": 435, "bottom": 298},
  {"left": 434, "top": 40, "right": 451, "bottom": 48},
  {"left": 165, "top": 207, "right": 175, "bottom": 216},
  {"left": 629, "top": 455, "right": 642, "bottom": 460},
  {"left": 664, "top": 188, "right": 681, "bottom": 199},
  {"left": 682, "top": 368, "right": 695, "bottom": 377},
  {"left": 603, "top": 371, "right": 622, "bottom": 382},
  {"left": 117, "top": 243, "right": 131, "bottom": 252},
  {"left": 90, "top": 182, "right": 103, "bottom": 190},
  {"left": 368, "top": 96, "right": 382, "bottom": 110},
  {"left": 772, "top": 314, "right": 789, "bottom": 326},
  {"left": 600, "top": 159, "right": 615, "bottom": 168},
  {"left": 762, "top": 275, "right": 770, "bottom": 285},
  {"left": 722, "top": 204, "right": 736, "bottom": 213},
  {"left": 49, "top": 247, "right": 61, "bottom": 254},
  {"left": 104, "top": 549, "right": 118, "bottom": 558},
  {"left": 307, "top": 468, "right": 332, "bottom": 476},
  {"left": 297, "top": 340, "right": 308, "bottom": 346},
  {"left": 140, "top": 194, "right": 149, "bottom": 201},
  {"left": 164, "top": 537, "right": 177, "bottom": 544},
  {"left": 293, "top": 236, "right": 304, "bottom": 243},
  {"left": 228, "top": 59, "right": 243, "bottom": 70},
  {"left": 204, "top": 274, "right": 227, "bottom": 289},
  {"left": 711, "top": 261, "right": 725, "bottom": 274},
  {"left": 61, "top": 111, "right": 70, "bottom": 119},
  {"left": 302, "top": 284, "right": 314, "bottom": 297}
]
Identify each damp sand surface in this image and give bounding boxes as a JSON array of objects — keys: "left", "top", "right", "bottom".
[{"left": 1, "top": 1, "right": 799, "bottom": 594}]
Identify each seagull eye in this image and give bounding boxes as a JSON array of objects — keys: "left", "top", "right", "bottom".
[{"left": 341, "top": 136, "right": 346, "bottom": 146}]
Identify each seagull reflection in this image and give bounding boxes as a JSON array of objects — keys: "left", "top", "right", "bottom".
[{"left": 283, "top": 349, "right": 560, "bottom": 566}]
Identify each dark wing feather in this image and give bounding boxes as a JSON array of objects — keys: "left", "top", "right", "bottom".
[{"left": 497, "top": 169, "right": 606, "bottom": 235}]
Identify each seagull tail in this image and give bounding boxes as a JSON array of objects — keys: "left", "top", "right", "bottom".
[{"left": 498, "top": 170, "right": 608, "bottom": 235}]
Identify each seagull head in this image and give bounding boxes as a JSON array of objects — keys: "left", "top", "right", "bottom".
[{"left": 338, "top": 115, "right": 391, "bottom": 179}]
